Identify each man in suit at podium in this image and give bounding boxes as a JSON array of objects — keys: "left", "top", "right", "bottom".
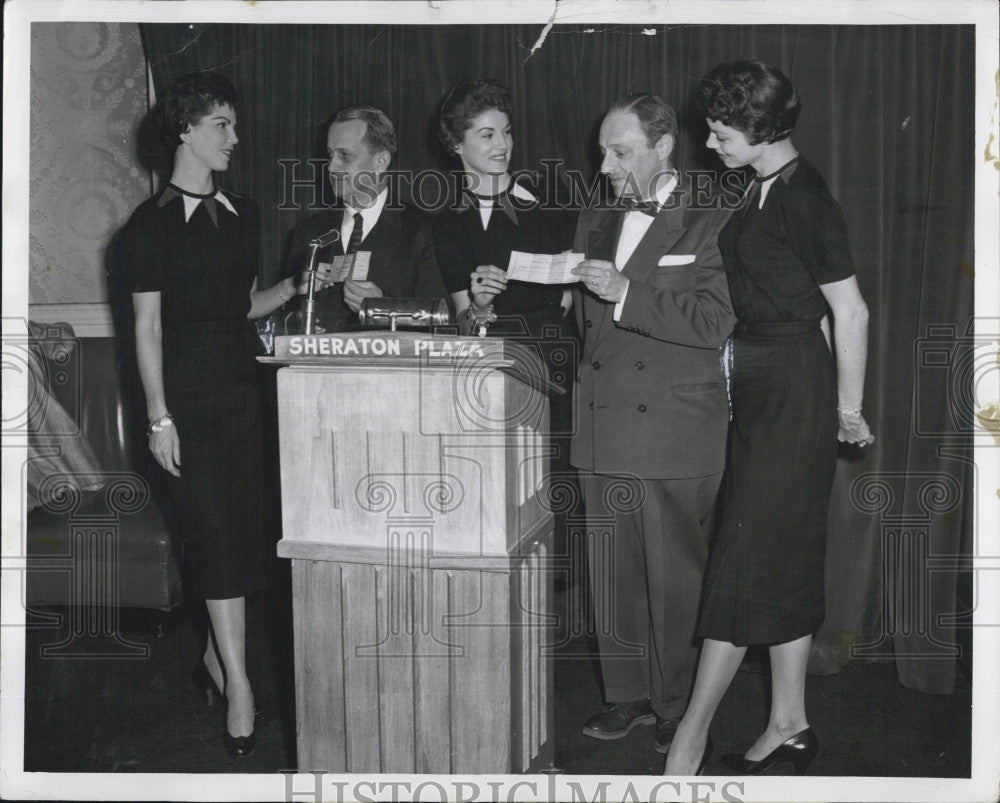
[
  {"left": 285, "top": 106, "right": 446, "bottom": 333},
  {"left": 570, "top": 93, "right": 736, "bottom": 755}
]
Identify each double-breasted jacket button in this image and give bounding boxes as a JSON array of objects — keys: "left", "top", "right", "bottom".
[
  {"left": 585, "top": 319, "right": 593, "bottom": 328},
  {"left": 635, "top": 361, "right": 645, "bottom": 370},
  {"left": 638, "top": 404, "right": 647, "bottom": 412},
  {"left": 592, "top": 360, "right": 601, "bottom": 370},
  {"left": 589, "top": 401, "right": 594, "bottom": 410}
]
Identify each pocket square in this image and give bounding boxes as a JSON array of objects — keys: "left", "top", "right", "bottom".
[{"left": 658, "top": 254, "right": 696, "bottom": 266}]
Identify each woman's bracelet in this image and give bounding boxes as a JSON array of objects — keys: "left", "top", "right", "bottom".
[
  {"left": 837, "top": 406, "right": 863, "bottom": 416},
  {"left": 277, "top": 282, "right": 292, "bottom": 304},
  {"left": 147, "top": 412, "right": 174, "bottom": 435}
]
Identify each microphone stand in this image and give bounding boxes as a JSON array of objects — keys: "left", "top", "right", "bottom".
[
  {"left": 302, "top": 241, "right": 321, "bottom": 335},
  {"left": 302, "top": 228, "right": 340, "bottom": 335}
]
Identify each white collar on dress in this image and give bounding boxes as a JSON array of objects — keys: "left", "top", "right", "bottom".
[{"left": 180, "top": 190, "right": 237, "bottom": 222}]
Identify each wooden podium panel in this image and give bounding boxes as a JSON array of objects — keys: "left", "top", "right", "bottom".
[{"left": 267, "top": 333, "right": 555, "bottom": 774}]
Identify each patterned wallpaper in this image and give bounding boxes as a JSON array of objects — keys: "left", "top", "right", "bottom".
[{"left": 29, "top": 22, "right": 150, "bottom": 305}]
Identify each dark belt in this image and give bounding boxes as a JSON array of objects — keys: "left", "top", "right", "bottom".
[{"left": 734, "top": 319, "right": 821, "bottom": 336}]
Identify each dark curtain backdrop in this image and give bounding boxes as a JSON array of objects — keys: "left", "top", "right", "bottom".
[{"left": 139, "top": 23, "right": 976, "bottom": 695}]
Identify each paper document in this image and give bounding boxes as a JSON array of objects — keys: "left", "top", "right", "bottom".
[
  {"left": 317, "top": 251, "right": 371, "bottom": 282},
  {"left": 506, "top": 251, "right": 585, "bottom": 284}
]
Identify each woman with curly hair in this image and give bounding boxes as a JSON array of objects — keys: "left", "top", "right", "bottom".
[
  {"left": 432, "top": 77, "right": 579, "bottom": 486},
  {"left": 120, "top": 71, "right": 295, "bottom": 758},
  {"left": 664, "top": 60, "right": 873, "bottom": 776}
]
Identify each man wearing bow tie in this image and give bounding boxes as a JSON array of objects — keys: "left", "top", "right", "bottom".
[
  {"left": 284, "top": 106, "right": 445, "bottom": 332},
  {"left": 570, "top": 94, "right": 736, "bottom": 754}
]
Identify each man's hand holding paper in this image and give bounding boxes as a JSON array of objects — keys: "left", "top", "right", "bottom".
[{"left": 572, "top": 259, "right": 628, "bottom": 304}]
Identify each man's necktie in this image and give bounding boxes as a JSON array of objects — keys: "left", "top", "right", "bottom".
[{"left": 346, "top": 211, "right": 364, "bottom": 254}]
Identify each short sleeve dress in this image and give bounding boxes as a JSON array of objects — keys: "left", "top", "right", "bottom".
[
  {"left": 696, "top": 157, "right": 855, "bottom": 646},
  {"left": 121, "top": 185, "right": 269, "bottom": 600}
]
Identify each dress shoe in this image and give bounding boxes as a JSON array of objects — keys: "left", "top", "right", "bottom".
[
  {"left": 223, "top": 729, "right": 256, "bottom": 758},
  {"left": 654, "top": 716, "right": 682, "bottom": 754},
  {"left": 721, "top": 727, "right": 819, "bottom": 775},
  {"left": 223, "top": 709, "right": 259, "bottom": 758},
  {"left": 191, "top": 662, "right": 223, "bottom": 707},
  {"left": 582, "top": 699, "right": 656, "bottom": 739}
]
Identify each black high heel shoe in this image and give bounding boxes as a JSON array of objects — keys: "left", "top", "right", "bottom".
[
  {"left": 223, "top": 729, "right": 256, "bottom": 758},
  {"left": 720, "top": 728, "right": 818, "bottom": 775},
  {"left": 223, "top": 707, "right": 259, "bottom": 758},
  {"left": 191, "top": 662, "right": 223, "bottom": 707}
]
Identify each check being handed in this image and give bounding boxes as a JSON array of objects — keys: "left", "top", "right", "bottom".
[
  {"left": 506, "top": 251, "right": 585, "bottom": 284},
  {"left": 316, "top": 251, "right": 371, "bottom": 283}
]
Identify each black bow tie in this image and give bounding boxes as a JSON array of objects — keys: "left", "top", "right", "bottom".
[{"left": 622, "top": 197, "right": 659, "bottom": 217}]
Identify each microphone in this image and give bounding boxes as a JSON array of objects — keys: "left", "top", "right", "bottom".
[
  {"left": 309, "top": 227, "right": 341, "bottom": 249},
  {"left": 303, "top": 228, "right": 341, "bottom": 334}
]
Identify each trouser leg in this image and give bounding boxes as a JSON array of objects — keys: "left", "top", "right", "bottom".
[
  {"left": 642, "top": 473, "right": 722, "bottom": 718},
  {"left": 583, "top": 472, "right": 650, "bottom": 702}
]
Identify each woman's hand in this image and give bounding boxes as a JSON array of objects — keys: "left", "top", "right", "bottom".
[
  {"left": 470, "top": 264, "right": 508, "bottom": 308},
  {"left": 297, "top": 269, "right": 335, "bottom": 296},
  {"left": 837, "top": 410, "right": 875, "bottom": 446},
  {"left": 133, "top": 292, "right": 181, "bottom": 474},
  {"left": 149, "top": 424, "right": 181, "bottom": 477}
]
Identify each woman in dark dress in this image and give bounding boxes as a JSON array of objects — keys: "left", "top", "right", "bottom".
[
  {"left": 432, "top": 78, "right": 578, "bottom": 446},
  {"left": 122, "top": 72, "right": 297, "bottom": 758},
  {"left": 433, "top": 79, "right": 576, "bottom": 335},
  {"left": 664, "top": 61, "right": 874, "bottom": 776}
]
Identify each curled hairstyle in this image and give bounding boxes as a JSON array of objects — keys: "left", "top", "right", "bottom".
[
  {"left": 155, "top": 71, "right": 238, "bottom": 153},
  {"left": 698, "top": 60, "right": 801, "bottom": 144},
  {"left": 332, "top": 106, "right": 397, "bottom": 157},
  {"left": 608, "top": 93, "right": 678, "bottom": 148},
  {"left": 438, "top": 79, "right": 513, "bottom": 153}
]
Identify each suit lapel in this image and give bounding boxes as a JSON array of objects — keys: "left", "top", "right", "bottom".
[
  {"left": 338, "top": 200, "right": 401, "bottom": 258},
  {"left": 586, "top": 209, "right": 622, "bottom": 264},
  {"left": 361, "top": 204, "right": 403, "bottom": 291},
  {"left": 589, "top": 189, "right": 689, "bottom": 347},
  {"left": 585, "top": 209, "right": 624, "bottom": 347},
  {"left": 620, "top": 190, "right": 687, "bottom": 283}
]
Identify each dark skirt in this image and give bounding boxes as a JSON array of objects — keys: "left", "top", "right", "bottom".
[
  {"left": 161, "top": 321, "right": 269, "bottom": 600},
  {"left": 696, "top": 320, "right": 837, "bottom": 646}
]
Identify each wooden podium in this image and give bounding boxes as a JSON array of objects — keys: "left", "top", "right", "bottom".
[{"left": 265, "top": 332, "right": 557, "bottom": 774}]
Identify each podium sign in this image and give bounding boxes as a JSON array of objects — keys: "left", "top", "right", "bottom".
[{"left": 264, "top": 333, "right": 556, "bottom": 773}]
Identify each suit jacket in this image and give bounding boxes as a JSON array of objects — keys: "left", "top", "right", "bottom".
[
  {"left": 571, "top": 184, "right": 736, "bottom": 479},
  {"left": 285, "top": 202, "right": 446, "bottom": 333}
]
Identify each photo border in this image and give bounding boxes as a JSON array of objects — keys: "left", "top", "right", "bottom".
[{"left": 3, "top": 1, "right": 998, "bottom": 801}]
